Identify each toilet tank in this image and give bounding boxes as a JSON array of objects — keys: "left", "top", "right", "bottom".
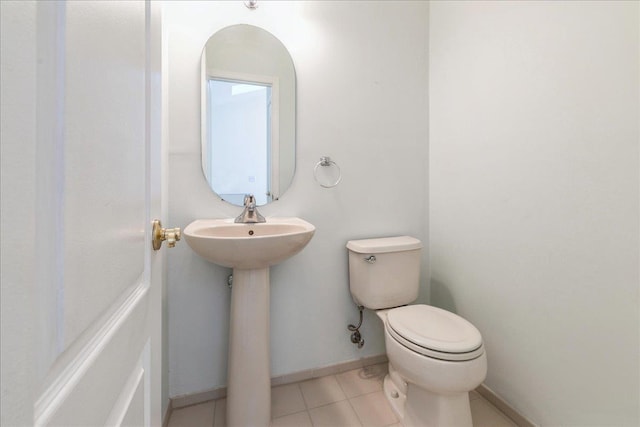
[{"left": 346, "top": 236, "right": 422, "bottom": 310}]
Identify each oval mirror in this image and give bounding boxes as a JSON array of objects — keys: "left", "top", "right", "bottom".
[{"left": 201, "top": 24, "right": 296, "bottom": 206}]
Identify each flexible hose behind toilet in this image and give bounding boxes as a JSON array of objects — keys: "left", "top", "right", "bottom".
[{"left": 348, "top": 305, "right": 365, "bottom": 348}]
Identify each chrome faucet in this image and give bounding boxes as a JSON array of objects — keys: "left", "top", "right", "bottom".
[{"left": 234, "top": 194, "right": 266, "bottom": 223}]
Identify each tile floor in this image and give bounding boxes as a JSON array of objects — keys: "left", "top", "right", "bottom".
[{"left": 167, "top": 364, "right": 519, "bottom": 427}]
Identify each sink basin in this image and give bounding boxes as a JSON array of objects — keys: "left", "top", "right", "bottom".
[{"left": 183, "top": 217, "right": 315, "bottom": 269}]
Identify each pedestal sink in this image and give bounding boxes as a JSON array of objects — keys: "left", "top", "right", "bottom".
[{"left": 183, "top": 217, "right": 315, "bottom": 426}]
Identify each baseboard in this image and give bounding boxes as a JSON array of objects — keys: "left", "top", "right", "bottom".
[
  {"left": 476, "top": 383, "right": 538, "bottom": 427},
  {"left": 170, "top": 354, "right": 388, "bottom": 409},
  {"left": 161, "top": 400, "right": 172, "bottom": 427},
  {"left": 271, "top": 353, "right": 388, "bottom": 387}
]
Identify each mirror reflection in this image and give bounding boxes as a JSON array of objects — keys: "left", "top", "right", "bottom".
[{"left": 201, "top": 24, "right": 296, "bottom": 206}]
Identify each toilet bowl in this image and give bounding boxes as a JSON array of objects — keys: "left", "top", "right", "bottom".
[
  {"left": 347, "top": 236, "right": 487, "bottom": 426},
  {"left": 378, "top": 307, "right": 487, "bottom": 426}
]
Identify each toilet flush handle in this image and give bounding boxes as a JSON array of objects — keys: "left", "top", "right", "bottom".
[{"left": 364, "top": 255, "right": 376, "bottom": 264}]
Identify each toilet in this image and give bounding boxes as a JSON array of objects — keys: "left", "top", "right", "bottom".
[{"left": 347, "top": 236, "right": 487, "bottom": 427}]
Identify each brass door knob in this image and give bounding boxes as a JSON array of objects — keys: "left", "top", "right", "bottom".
[{"left": 152, "top": 220, "right": 181, "bottom": 250}]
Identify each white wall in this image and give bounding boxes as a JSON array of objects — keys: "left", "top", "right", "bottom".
[
  {"left": 430, "top": 1, "right": 639, "bottom": 425},
  {"left": 164, "top": 1, "right": 429, "bottom": 398},
  {"left": 0, "top": 2, "right": 37, "bottom": 425}
]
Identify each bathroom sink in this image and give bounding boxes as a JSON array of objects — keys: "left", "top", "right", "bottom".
[
  {"left": 183, "top": 217, "right": 315, "bottom": 269},
  {"left": 183, "top": 216, "right": 315, "bottom": 425}
]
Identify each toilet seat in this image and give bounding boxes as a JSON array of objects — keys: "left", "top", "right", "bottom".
[{"left": 387, "top": 305, "right": 484, "bottom": 362}]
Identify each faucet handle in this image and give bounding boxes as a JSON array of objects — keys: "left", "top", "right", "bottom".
[
  {"left": 235, "top": 194, "right": 266, "bottom": 223},
  {"left": 243, "top": 194, "right": 255, "bottom": 206}
]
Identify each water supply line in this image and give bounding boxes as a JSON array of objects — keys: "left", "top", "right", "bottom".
[{"left": 348, "top": 304, "right": 365, "bottom": 348}]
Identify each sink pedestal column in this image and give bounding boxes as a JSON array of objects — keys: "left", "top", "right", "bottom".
[{"left": 227, "top": 267, "right": 271, "bottom": 426}]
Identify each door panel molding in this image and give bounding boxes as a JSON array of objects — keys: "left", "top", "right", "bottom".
[
  {"left": 35, "top": 279, "right": 149, "bottom": 426},
  {"left": 105, "top": 340, "right": 150, "bottom": 426}
]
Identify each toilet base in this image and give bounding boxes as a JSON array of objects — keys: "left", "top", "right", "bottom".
[
  {"left": 383, "top": 375, "right": 406, "bottom": 421},
  {"left": 383, "top": 374, "right": 473, "bottom": 427},
  {"left": 405, "top": 383, "right": 472, "bottom": 427}
]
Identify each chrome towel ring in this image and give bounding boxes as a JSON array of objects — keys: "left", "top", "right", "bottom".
[{"left": 313, "top": 156, "right": 342, "bottom": 188}]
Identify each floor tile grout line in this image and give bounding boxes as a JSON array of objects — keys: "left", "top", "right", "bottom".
[
  {"left": 334, "top": 372, "right": 350, "bottom": 398},
  {"left": 270, "top": 407, "right": 311, "bottom": 423},
  {"left": 335, "top": 366, "right": 385, "bottom": 400},
  {"left": 301, "top": 367, "right": 386, "bottom": 427},
  {"left": 344, "top": 395, "right": 365, "bottom": 427},
  {"left": 271, "top": 382, "right": 309, "bottom": 420},
  {"left": 300, "top": 374, "right": 350, "bottom": 411},
  {"left": 307, "top": 407, "right": 314, "bottom": 427},
  {"left": 348, "top": 386, "right": 384, "bottom": 399},
  {"left": 350, "top": 391, "right": 401, "bottom": 427},
  {"left": 305, "top": 395, "right": 349, "bottom": 411},
  {"left": 298, "top": 380, "right": 312, "bottom": 411},
  {"left": 293, "top": 382, "right": 307, "bottom": 413}
]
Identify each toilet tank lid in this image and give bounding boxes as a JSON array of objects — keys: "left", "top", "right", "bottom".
[{"left": 346, "top": 236, "right": 422, "bottom": 254}]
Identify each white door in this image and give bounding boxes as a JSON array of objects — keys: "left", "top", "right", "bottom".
[{"left": 0, "top": 1, "right": 163, "bottom": 426}]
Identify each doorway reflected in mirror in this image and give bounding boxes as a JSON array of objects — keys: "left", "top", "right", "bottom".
[{"left": 200, "top": 24, "right": 296, "bottom": 206}]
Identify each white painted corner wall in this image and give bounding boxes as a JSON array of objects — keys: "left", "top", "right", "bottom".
[
  {"left": 429, "top": 1, "right": 639, "bottom": 425},
  {"left": 163, "top": 1, "right": 429, "bottom": 399}
]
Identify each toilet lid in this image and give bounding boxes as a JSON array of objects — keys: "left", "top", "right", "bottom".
[{"left": 387, "top": 305, "right": 484, "bottom": 361}]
